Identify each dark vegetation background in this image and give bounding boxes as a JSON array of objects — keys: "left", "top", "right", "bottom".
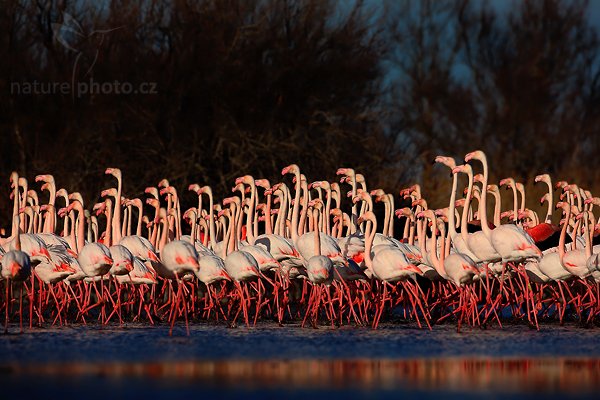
[{"left": 1, "top": 0, "right": 599, "bottom": 230}]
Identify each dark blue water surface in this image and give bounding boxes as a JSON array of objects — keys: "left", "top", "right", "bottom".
[{"left": 1, "top": 322, "right": 600, "bottom": 399}]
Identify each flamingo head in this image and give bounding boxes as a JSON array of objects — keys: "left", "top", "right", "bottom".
[
  {"left": 563, "top": 184, "right": 579, "bottom": 196},
  {"left": 200, "top": 186, "right": 213, "bottom": 197},
  {"left": 336, "top": 167, "right": 354, "bottom": 177},
  {"left": 434, "top": 155, "right": 456, "bottom": 169},
  {"left": 515, "top": 182, "right": 525, "bottom": 192},
  {"left": 160, "top": 186, "right": 176, "bottom": 198},
  {"left": 356, "top": 211, "right": 375, "bottom": 225},
  {"left": 555, "top": 201, "right": 570, "bottom": 212},
  {"left": 145, "top": 187, "right": 159, "bottom": 199},
  {"left": 412, "top": 198, "right": 427, "bottom": 209},
  {"left": 308, "top": 198, "right": 324, "bottom": 210},
  {"left": 464, "top": 150, "right": 485, "bottom": 162},
  {"left": 9, "top": 171, "right": 18, "bottom": 187},
  {"left": 130, "top": 198, "right": 143, "bottom": 208},
  {"left": 499, "top": 178, "right": 514, "bottom": 188},
  {"left": 330, "top": 208, "right": 342, "bottom": 217},
  {"left": 452, "top": 164, "right": 471, "bottom": 175},
  {"left": 145, "top": 198, "right": 160, "bottom": 209},
  {"left": 487, "top": 184, "right": 498, "bottom": 193},
  {"left": 105, "top": 168, "right": 121, "bottom": 180},
  {"left": 92, "top": 202, "right": 105, "bottom": 215},
  {"left": 188, "top": 183, "right": 200, "bottom": 193},
  {"left": 182, "top": 208, "right": 196, "bottom": 224},
  {"left": 222, "top": 196, "right": 239, "bottom": 207},
  {"left": 281, "top": 164, "right": 299, "bottom": 176},
  {"left": 68, "top": 192, "right": 84, "bottom": 206},
  {"left": 254, "top": 179, "right": 270, "bottom": 189},
  {"left": 231, "top": 183, "right": 244, "bottom": 193},
  {"left": 434, "top": 208, "right": 447, "bottom": 217},
  {"left": 555, "top": 180, "right": 569, "bottom": 190},
  {"left": 370, "top": 188, "right": 385, "bottom": 200},
  {"left": 217, "top": 209, "right": 231, "bottom": 219},
  {"left": 534, "top": 174, "right": 550, "bottom": 184},
  {"left": 35, "top": 174, "right": 50, "bottom": 183},
  {"left": 395, "top": 207, "right": 413, "bottom": 218},
  {"left": 101, "top": 188, "right": 117, "bottom": 198},
  {"left": 235, "top": 175, "right": 254, "bottom": 186}
]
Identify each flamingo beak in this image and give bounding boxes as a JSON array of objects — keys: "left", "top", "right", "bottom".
[
  {"left": 10, "top": 262, "right": 20, "bottom": 278},
  {"left": 40, "top": 248, "right": 51, "bottom": 259},
  {"left": 220, "top": 269, "right": 231, "bottom": 281},
  {"left": 407, "top": 265, "right": 422, "bottom": 274},
  {"left": 144, "top": 271, "right": 157, "bottom": 284}
]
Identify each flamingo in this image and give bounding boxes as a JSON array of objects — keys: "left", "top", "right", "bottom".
[
  {"left": 358, "top": 211, "right": 427, "bottom": 329},
  {"left": 221, "top": 208, "right": 260, "bottom": 326},
  {"left": 2, "top": 178, "right": 32, "bottom": 333},
  {"left": 159, "top": 207, "right": 200, "bottom": 335},
  {"left": 303, "top": 206, "right": 334, "bottom": 327},
  {"left": 465, "top": 151, "right": 542, "bottom": 263}
]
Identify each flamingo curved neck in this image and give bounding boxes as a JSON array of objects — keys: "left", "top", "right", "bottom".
[
  {"left": 105, "top": 201, "right": 113, "bottom": 247},
  {"left": 508, "top": 185, "right": 517, "bottom": 222},
  {"left": 448, "top": 172, "right": 459, "bottom": 239},
  {"left": 264, "top": 191, "right": 273, "bottom": 235},
  {"left": 207, "top": 192, "right": 216, "bottom": 250},
  {"left": 558, "top": 206, "right": 570, "bottom": 260},
  {"left": 460, "top": 171, "right": 474, "bottom": 244},
  {"left": 478, "top": 158, "right": 492, "bottom": 238},
  {"left": 247, "top": 180, "right": 256, "bottom": 244},
  {"left": 491, "top": 191, "right": 501, "bottom": 227},
  {"left": 387, "top": 195, "right": 395, "bottom": 238},
  {"left": 113, "top": 177, "right": 122, "bottom": 243},
  {"left": 382, "top": 200, "right": 389, "bottom": 236},
  {"left": 313, "top": 210, "right": 321, "bottom": 256},
  {"left": 189, "top": 212, "right": 197, "bottom": 244},
  {"left": 545, "top": 181, "right": 553, "bottom": 223},
  {"left": 324, "top": 188, "right": 332, "bottom": 235},
  {"left": 290, "top": 172, "right": 301, "bottom": 244},
  {"left": 427, "top": 214, "right": 443, "bottom": 275},
  {"left": 350, "top": 175, "right": 357, "bottom": 234},
  {"left": 227, "top": 212, "right": 236, "bottom": 254},
  {"left": 159, "top": 213, "right": 168, "bottom": 253},
  {"left": 298, "top": 180, "right": 309, "bottom": 236},
  {"left": 363, "top": 216, "right": 376, "bottom": 271}
]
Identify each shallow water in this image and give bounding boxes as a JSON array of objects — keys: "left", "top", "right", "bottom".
[{"left": 2, "top": 322, "right": 600, "bottom": 399}]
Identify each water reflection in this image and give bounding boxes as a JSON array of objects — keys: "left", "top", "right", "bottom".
[{"left": 4, "top": 358, "right": 600, "bottom": 393}]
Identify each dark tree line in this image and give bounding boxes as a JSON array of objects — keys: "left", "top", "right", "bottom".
[
  {"left": 1, "top": 0, "right": 599, "bottom": 229},
  {"left": 386, "top": 0, "right": 600, "bottom": 210}
]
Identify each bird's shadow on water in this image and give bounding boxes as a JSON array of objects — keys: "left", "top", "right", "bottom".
[
  {"left": 2, "top": 320, "right": 600, "bottom": 363},
  {"left": 2, "top": 322, "right": 600, "bottom": 400}
]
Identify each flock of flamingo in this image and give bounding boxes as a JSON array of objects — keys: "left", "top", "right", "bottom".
[{"left": 1, "top": 150, "right": 599, "bottom": 335}]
